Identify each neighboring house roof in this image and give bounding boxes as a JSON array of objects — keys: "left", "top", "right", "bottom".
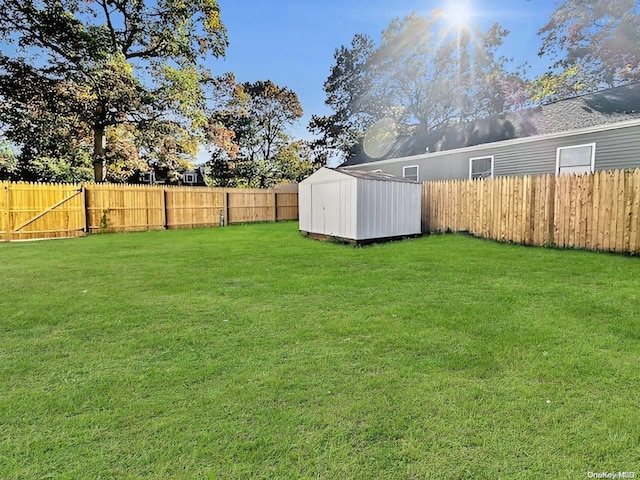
[
  {"left": 341, "top": 82, "right": 640, "bottom": 167},
  {"left": 336, "top": 168, "right": 418, "bottom": 183}
]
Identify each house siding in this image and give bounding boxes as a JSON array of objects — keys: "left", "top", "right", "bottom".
[
  {"left": 592, "top": 126, "right": 640, "bottom": 171},
  {"left": 343, "top": 123, "right": 640, "bottom": 181}
]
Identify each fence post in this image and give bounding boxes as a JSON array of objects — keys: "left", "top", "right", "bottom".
[
  {"left": 162, "top": 188, "right": 168, "bottom": 230},
  {"left": 82, "top": 185, "right": 89, "bottom": 234},
  {"left": 548, "top": 174, "right": 556, "bottom": 246},
  {"left": 272, "top": 190, "right": 277, "bottom": 222},
  {"left": 5, "top": 182, "right": 12, "bottom": 242},
  {"left": 527, "top": 176, "right": 535, "bottom": 246},
  {"left": 224, "top": 190, "right": 230, "bottom": 225}
]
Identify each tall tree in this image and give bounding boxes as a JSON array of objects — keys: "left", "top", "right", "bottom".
[
  {"left": 525, "top": 66, "right": 586, "bottom": 104},
  {"left": 309, "top": 34, "right": 378, "bottom": 159},
  {"left": 0, "top": 0, "right": 227, "bottom": 182},
  {"left": 537, "top": 0, "right": 640, "bottom": 88},
  {"left": 310, "top": 11, "right": 515, "bottom": 160},
  {"left": 103, "top": 125, "right": 148, "bottom": 183},
  {"left": 207, "top": 79, "right": 304, "bottom": 187},
  {"left": 273, "top": 141, "right": 316, "bottom": 184}
]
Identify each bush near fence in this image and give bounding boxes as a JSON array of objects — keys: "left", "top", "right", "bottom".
[
  {"left": 0, "top": 182, "right": 298, "bottom": 241},
  {"left": 422, "top": 168, "right": 640, "bottom": 255}
]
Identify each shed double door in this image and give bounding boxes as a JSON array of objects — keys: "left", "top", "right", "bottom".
[{"left": 311, "top": 182, "right": 341, "bottom": 236}]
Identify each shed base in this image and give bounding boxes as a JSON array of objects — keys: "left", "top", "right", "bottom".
[{"left": 300, "top": 230, "right": 422, "bottom": 246}]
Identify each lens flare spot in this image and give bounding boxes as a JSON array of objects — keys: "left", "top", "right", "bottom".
[{"left": 363, "top": 118, "right": 398, "bottom": 159}]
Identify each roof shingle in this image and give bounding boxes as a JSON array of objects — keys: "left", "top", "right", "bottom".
[{"left": 342, "top": 83, "right": 640, "bottom": 167}]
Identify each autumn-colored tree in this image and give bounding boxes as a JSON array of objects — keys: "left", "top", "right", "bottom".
[
  {"left": 104, "top": 125, "right": 148, "bottom": 183},
  {"left": 207, "top": 79, "right": 304, "bottom": 187},
  {"left": 0, "top": 58, "right": 94, "bottom": 181},
  {"left": 537, "top": 0, "right": 640, "bottom": 89},
  {"left": 0, "top": 0, "right": 227, "bottom": 182},
  {"left": 526, "top": 66, "right": 586, "bottom": 104}
]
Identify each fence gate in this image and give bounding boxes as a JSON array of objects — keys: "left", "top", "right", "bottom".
[{"left": 1, "top": 182, "right": 86, "bottom": 241}]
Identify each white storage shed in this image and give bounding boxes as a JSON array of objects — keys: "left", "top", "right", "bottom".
[{"left": 298, "top": 167, "right": 422, "bottom": 243}]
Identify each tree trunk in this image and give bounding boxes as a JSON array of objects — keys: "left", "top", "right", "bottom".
[{"left": 93, "top": 124, "right": 106, "bottom": 182}]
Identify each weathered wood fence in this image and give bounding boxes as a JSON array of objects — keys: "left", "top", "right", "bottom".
[
  {"left": 0, "top": 182, "right": 298, "bottom": 241},
  {"left": 423, "top": 169, "right": 640, "bottom": 254}
]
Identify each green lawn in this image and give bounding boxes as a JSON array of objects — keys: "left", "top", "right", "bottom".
[{"left": 1, "top": 222, "right": 639, "bottom": 479}]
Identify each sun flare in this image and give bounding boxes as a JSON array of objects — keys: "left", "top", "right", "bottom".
[{"left": 443, "top": 0, "right": 473, "bottom": 29}]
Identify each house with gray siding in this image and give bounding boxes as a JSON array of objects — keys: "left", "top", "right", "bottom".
[{"left": 339, "top": 83, "right": 640, "bottom": 181}]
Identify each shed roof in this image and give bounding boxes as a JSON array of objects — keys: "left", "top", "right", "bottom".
[
  {"left": 342, "top": 82, "right": 640, "bottom": 167},
  {"left": 336, "top": 168, "right": 418, "bottom": 183}
]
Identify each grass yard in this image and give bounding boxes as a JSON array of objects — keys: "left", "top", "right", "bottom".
[{"left": 1, "top": 222, "right": 639, "bottom": 479}]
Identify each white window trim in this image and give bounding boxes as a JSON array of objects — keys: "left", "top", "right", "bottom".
[
  {"left": 403, "top": 165, "right": 419, "bottom": 182},
  {"left": 556, "top": 143, "right": 596, "bottom": 175},
  {"left": 141, "top": 171, "right": 155, "bottom": 183},
  {"left": 469, "top": 155, "right": 494, "bottom": 180}
]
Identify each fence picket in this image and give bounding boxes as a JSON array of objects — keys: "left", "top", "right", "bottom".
[
  {"left": 615, "top": 169, "right": 626, "bottom": 252},
  {"left": 631, "top": 169, "right": 640, "bottom": 254},
  {"left": 421, "top": 169, "right": 640, "bottom": 254},
  {"left": 0, "top": 182, "right": 297, "bottom": 240}
]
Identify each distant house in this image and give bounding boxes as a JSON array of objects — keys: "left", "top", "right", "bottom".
[
  {"left": 138, "top": 166, "right": 207, "bottom": 186},
  {"left": 139, "top": 170, "right": 156, "bottom": 184},
  {"left": 181, "top": 166, "right": 207, "bottom": 186},
  {"left": 340, "top": 83, "right": 640, "bottom": 181}
]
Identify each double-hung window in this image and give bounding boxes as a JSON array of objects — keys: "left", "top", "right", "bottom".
[
  {"left": 556, "top": 143, "right": 595, "bottom": 175},
  {"left": 403, "top": 165, "right": 419, "bottom": 182},
  {"left": 469, "top": 156, "right": 494, "bottom": 179}
]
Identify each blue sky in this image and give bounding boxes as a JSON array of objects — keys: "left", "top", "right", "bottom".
[{"left": 207, "top": 0, "right": 561, "bottom": 145}]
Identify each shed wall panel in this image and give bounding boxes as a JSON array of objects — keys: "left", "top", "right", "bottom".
[
  {"left": 299, "top": 168, "right": 420, "bottom": 241},
  {"left": 303, "top": 177, "right": 356, "bottom": 238},
  {"left": 356, "top": 180, "right": 421, "bottom": 240},
  {"left": 298, "top": 183, "right": 312, "bottom": 232}
]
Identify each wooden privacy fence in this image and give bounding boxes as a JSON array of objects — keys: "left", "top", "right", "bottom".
[
  {"left": 1, "top": 182, "right": 86, "bottom": 241},
  {"left": 1, "top": 182, "right": 298, "bottom": 241},
  {"left": 423, "top": 168, "right": 640, "bottom": 254}
]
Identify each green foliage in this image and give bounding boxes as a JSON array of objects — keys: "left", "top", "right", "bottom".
[
  {"left": 0, "top": 141, "right": 18, "bottom": 180},
  {"left": 26, "top": 155, "right": 94, "bottom": 183},
  {"left": 537, "top": 0, "right": 640, "bottom": 88},
  {"left": 99, "top": 210, "right": 110, "bottom": 231},
  {"left": 526, "top": 66, "right": 586, "bottom": 104},
  {"left": 309, "top": 34, "right": 376, "bottom": 159},
  {"left": 0, "top": 0, "right": 228, "bottom": 182},
  {"left": 312, "top": 13, "right": 515, "bottom": 160},
  {"left": 104, "top": 126, "right": 149, "bottom": 183},
  {"left": 207, "top": 152, "right": 238, "bottom": 187},
  {"left": 1, "top": 225, "right": 639, "bottom": 477},
  {"left": 274, "top": 141, "right": 317, "bottom": 183},
  {"left": 207, "top": 78, "right": 306, "bottom": 187},
  {"left": 0, "top": 56, "right": 96, "bottom": 181},
  {"left": 136, "top": 121, "right": 199, "bottom": 183}
]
